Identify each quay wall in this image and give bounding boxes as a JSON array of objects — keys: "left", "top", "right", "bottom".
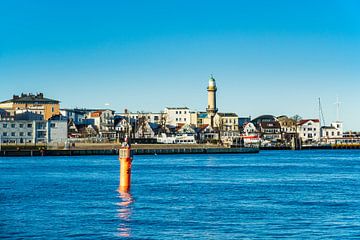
[{"left": 0, "top": 145, "right": 259, "bottom": 157}]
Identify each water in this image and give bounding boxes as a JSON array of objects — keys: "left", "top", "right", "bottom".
[{"left": 1, "top": 150, "right": 360, "bottom": 239}]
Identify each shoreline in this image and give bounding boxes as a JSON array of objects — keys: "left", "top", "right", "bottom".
[{"left": 0, "top": 143, "right": 359, "bottom": 157}]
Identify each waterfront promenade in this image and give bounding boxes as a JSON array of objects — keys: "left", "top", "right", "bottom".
[{"left": 0, "top": 143, "right": 260, "bottom": 157}]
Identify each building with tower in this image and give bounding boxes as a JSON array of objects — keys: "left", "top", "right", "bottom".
[{"left": 206, "top": 75, "right": 218, "bottom": 127}]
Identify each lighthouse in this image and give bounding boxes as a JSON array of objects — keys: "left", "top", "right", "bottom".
[{"left": 206, "top": 75, "right": 218, "bottom": 127}]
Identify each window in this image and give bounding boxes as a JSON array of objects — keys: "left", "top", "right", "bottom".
[
  {"left": 176, "top": 118, "right": 178, "bottom": 121},
  {"left": 3, "top": 124, "right": 7, "bottom": 128},
  {"left": 3, "top": 132, "right": 7, "bottom": 136},
  {"left": 11, "top": 132, "right": 15, "bottom": 137},
  {"left": 28, "top": 132, "right": 32, "bottom": 136},
  {"left": 11, "top": 124, "right": 15, "bottom": 128},
  {"left": 50, "top": 123, "right": 56, "bottom": 128},
  {"left": 52, "top": 106, "right": 54, "bottom": 112},
  {"left": 179, "top": 111, "right": 182, "bottom": 114},
  {"left": 27, "top": 124, "right": 32, "bottom": 128},
  {"left": 19, "top": 132, "right": 24, "bottom": 136},
  {"left": 184, "top": 118, "right": 186, "bottom": 121},
  {"left": 184, "top": 111, "right": 186, "bottom": 114},
  {"left": 19, "top": 124, "right": 24, "bottom": 128},
  {"left": 176, "top": 111, "right": 178, "bottom": 114}
]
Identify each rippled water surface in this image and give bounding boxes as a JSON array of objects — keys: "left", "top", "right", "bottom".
[{"left": 1, "top": 150, "right": 360, "bottom": 239}]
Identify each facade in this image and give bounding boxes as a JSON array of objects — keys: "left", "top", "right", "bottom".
[
  {"left": 243, "top": 122, "right": 258, "bottom": 136},
  {"left": 0, "top": 119, "right": 67, "bottom": 144},
  {"left": 277, "top": 115, "right": 298, "bottom": 144},
  {"left": 87, "top": 109, "right": 116, "bottom": 140},
  {"left": 164, "top": 107, "right": 191, "bottom": 127},
  {"left": 297, "top": 119, "right": 321, "bottom": 143},
  {"left": 135, "top": 121, "right": 160, "bottom": 139},
  {"left": 117, "top": 111, "right": 163, "bottom": 125},
  {"left": 259, "top": 121, "right": 282, "bottom": 143},
  {"left": 0, "top": 93, "right": 60, "bottom": 120},
  {"left": 214, "top": 113, "right": 239, "bottom": 132},
  {"left": 60, "top": 108, "right": 90, "bottom": 125},
  {"left": 321, "top": 121, "right": 343, "bottom": 143}
]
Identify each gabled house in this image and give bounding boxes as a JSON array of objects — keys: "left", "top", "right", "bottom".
[
  {"left": 135, "top": 121, "right": 160, "bottom": 139},
  {"left": 297, "top": 119, "right": 320, "bottom": 143},
  {"left": 243, "top": 122, "right": 258, "bottom": 136},
  {"left": 259, "top": 121, "right": 282, "bottom": 143}
]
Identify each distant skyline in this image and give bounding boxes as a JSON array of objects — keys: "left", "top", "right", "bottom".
[{"left": 0, "top": 1, "right": 359, "bottom": 130}]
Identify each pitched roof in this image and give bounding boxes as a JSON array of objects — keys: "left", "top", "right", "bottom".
[
  {"left": 90, "top": 111, "right": 103, "bottom": 117},
  {"left": 260, "top": 121, "right": 281, "bottom": 129},
  {"left": 198, "top": 113, "right": 208, "bottom": 119},
  {"left": 1, "top": 93, "right": 59, "bottom": 104},
  {"left": 165, "top": 107, "right": 189, "bottom": 110},
  {"left": 298, "top": 119, "right": 320, "bottom": 125},
  {"left": 218, "top": 113, "right": 238, "bottom": 117}
]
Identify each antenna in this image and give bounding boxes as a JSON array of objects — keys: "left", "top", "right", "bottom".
[
  {"left": 318, "top": 97, "right": 326, "bottom": 126},
  {"left": 334, "top": 96, "right": 341, "bottom": 122}
]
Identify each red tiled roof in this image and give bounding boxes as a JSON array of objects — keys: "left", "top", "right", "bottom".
[
  {"left": 90, "top": 111, "right": 103, "bottom": 117},
  {"left": 298, "top": 119, "right": 320, "bottom": 125}
]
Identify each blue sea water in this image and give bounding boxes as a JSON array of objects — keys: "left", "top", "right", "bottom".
[{"left": 1, "top": 150, "right": 360, "bottom": 239}]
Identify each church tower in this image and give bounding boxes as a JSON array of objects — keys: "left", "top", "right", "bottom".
[{"left": 206, "top": 75, "right": 218, "bottom": 127}]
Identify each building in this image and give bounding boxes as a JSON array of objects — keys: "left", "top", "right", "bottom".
[
  {"left": 243, "top": 122, "right": 258, "bottom": 136},
  {"left": 297, "top": 119, "right": 321, "bottom": 143},
  {"left": 87, "top": 109, "right": 116, "bottom": 140},
  {"left": 60, "top": 108, "right": 90, "bottom": 125},
  {"left": 206, "top": 75, "right": 218, "bottom": 127},
  {"left": 0, "top": 93, "right": 60, "bottom": 120},
  {"left": 258, "top": 121, "right": 282, "bottom": 143},
  {"left": 117, "top": 110, "right": 164, "bottom": 125},
  {"left": 321, "top": 121, "right": 343, "bottom": 143},
  {"left": 214, "top": 113, "right": 239, "bottom": 132},
  {"left": 164, "top": 107, "right": 191, "bottom": 127},
  {"left": 0, "top": 119, "right": 67, "bottom": 144},
  {"left": 277, "top": 115, "right": 298, "bottom": 144}
]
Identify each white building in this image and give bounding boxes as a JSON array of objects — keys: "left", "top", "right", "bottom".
[
  {"left": 0, "top": 119, "right": 67, "bottom": 144},
  {"left": 297, "top": 119, "right": 321, "bottom": 143},
  {"left": 87, "top": 109, "right": 116, "bottom": 139},
  {"left": 321, "top": 121, "right": 343, "bottom": 143},
  {"left": 164, "top": 107, "right": 191, "bottom": 127},
  {"left": 243, "top": 122, "right": 258, "bottom": 136},
  {"left": 116, "top": 112, "right": 163, "bottom": 125}
]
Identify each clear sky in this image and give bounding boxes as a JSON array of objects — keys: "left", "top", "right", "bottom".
[{"left": 0, "top": 0, "right": 359, "bottom": 130}]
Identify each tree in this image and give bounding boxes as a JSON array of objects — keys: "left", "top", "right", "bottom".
[{"left": 291, "top": 115, "right": 302, "bottom": 122}]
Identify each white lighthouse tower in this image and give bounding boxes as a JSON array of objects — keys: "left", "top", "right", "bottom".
[{"left": 206, "top": 75, "right": 218, "bottom": 127}]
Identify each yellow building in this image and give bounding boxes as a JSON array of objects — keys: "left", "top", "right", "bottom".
[{"left": 0, "top": 93, "right": 60, "bottom": 120}]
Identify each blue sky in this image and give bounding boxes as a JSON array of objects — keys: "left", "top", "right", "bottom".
[{"left": 0, "top": 0, "right": 359, "bottom": 130}]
